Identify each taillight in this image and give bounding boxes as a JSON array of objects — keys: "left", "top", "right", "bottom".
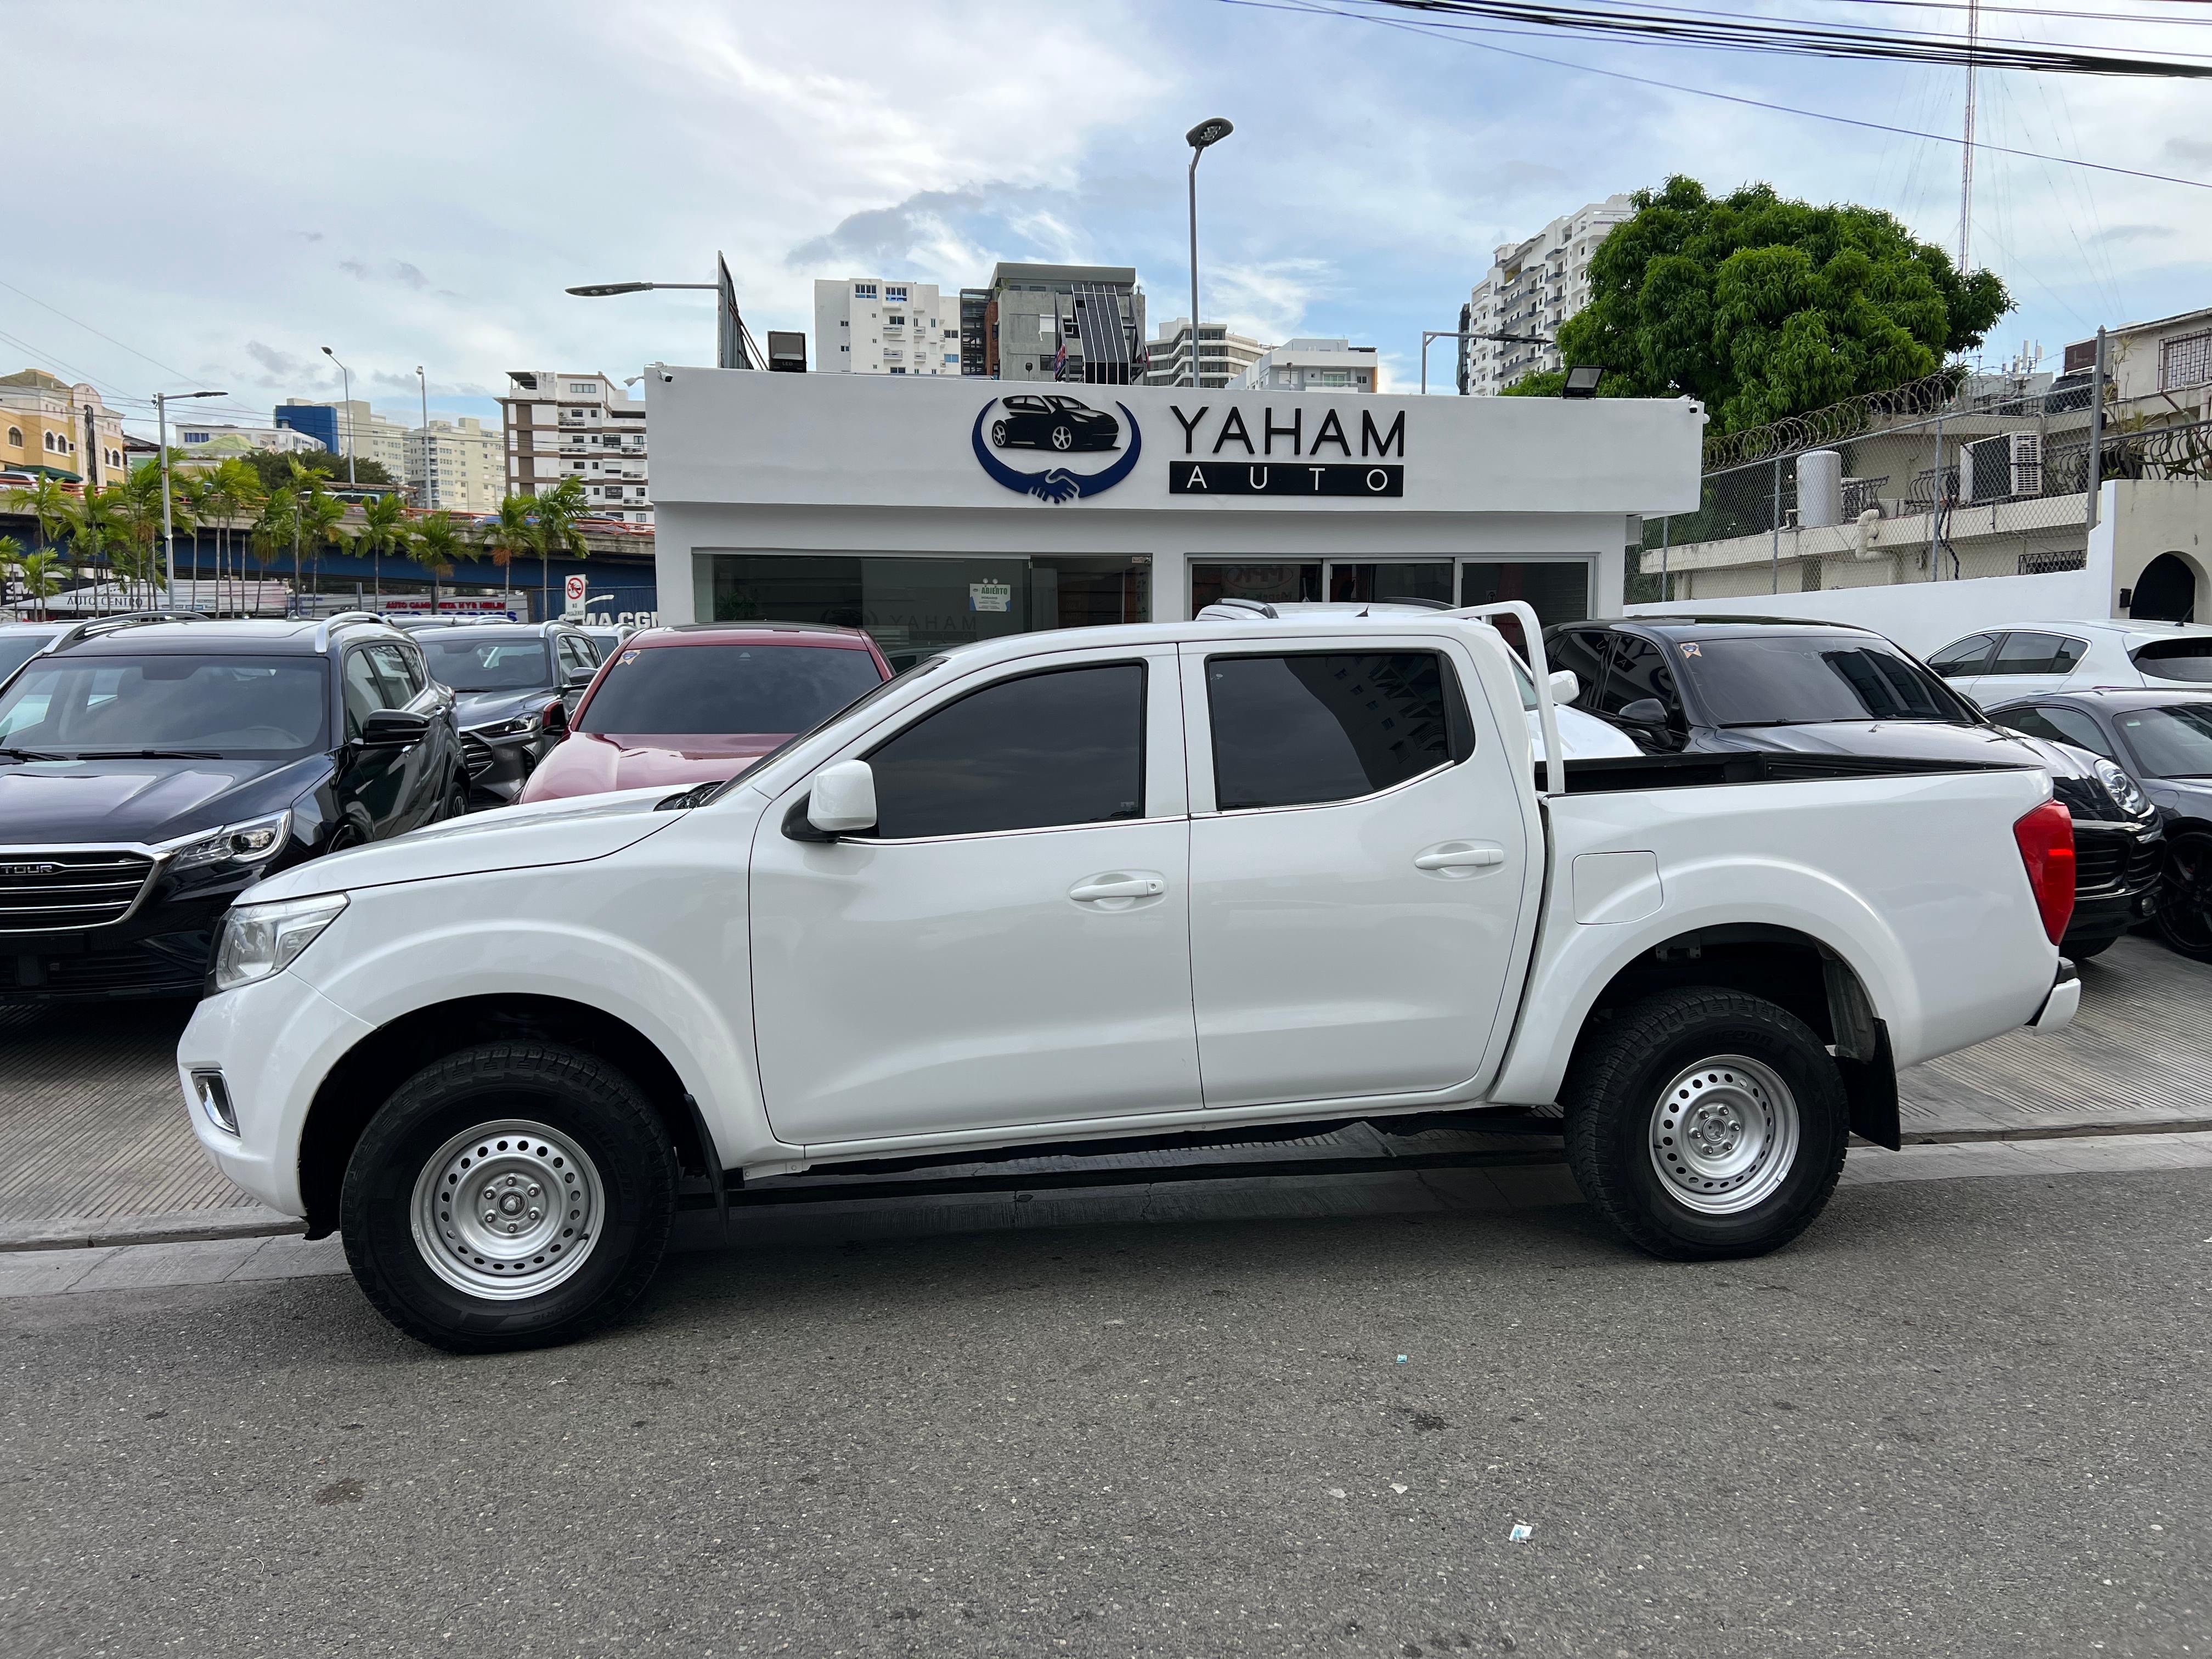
[{"left": 2013, "top": 799, "right": 2076, "bottom": 945}]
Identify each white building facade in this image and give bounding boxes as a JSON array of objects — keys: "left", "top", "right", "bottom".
[
  {"left": 648, "top": 365, "right": 1700, "bottom": 667},
  {"left": 1231, "top": 338, "right": 1378, "bottom": 393},
  {"left": 406, "top": 416, "right": 505, "bottom": 515},
  {"left": 814, "top": 279, "right": 962, "bottom": 377},
  {"left": 496, "top": 371, "right": 651, "bottom": 524},
  {"left": 277, "top": 398, "right": 411, "bottom": 480},
  {"left": 1459, "top": 194, "right": 1634, "bottom": 396},
  {"left": 1143, "top": 319, "right": 1265, "bottom": 390}
]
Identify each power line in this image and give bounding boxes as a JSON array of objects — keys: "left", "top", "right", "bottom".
[
  {"left": 1234, "top": 0, "right": 2212, "bottom": 190},
  {"left": 0, "top": 279, "right": 202, "bottom": 387}
]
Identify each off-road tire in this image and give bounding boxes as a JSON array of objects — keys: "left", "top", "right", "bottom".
[
  {"left": 1562, "top": 988, "right": 1849, "bottom": 1261},
  {"left": 340, "top": 1042, "right": 676, "bottom": 1353}
]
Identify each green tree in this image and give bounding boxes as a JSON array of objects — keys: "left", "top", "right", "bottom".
[
  {"left": 3, "top": 475, "right": 75, "bottom": 561},
  {"left": 236, "top": 448, "right": 396, "bottom": 493},
  {"left": 14, "top": 550, "right": 64, "bottom": 620},
  {"left": 1503, "top": 176, "right": 2012, "bottom": 434},
  {"left": 357, "top": 491, "right": 411, "bottom": 605},
  {"left": 409, "top": 511, "right": 468, "bottom": 582},
  {"left": 529, "top": 477, "right": 589, "bottom": 620},
  {"left": 298, "top": 484, "right": 349, "bottom": 596},
  {"left": 198, "top": 456, "right": 263, "bottom": 616},
  {"left": 480, "top": 495, "right": 534, "bottom": 606},
  {"left": 0, "top": 534, "right": 20, "bottom": 617}
]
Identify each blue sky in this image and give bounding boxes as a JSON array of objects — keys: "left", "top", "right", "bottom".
[{"left": 8, "top": 0, "right": 2206, "bottom": 437}]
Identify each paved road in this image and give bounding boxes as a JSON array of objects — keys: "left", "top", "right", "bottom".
[{"left": 4, "top": 1163, "right": 2207, "bottom": 1658}]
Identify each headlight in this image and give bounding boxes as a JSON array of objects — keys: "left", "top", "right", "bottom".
[
  {"left": 166, "top": 810, "right": 292, "bottom": 871},
  {"left": 212, "top": 893, "right": 348, "bottom": 992},
  {"left": 2092, "top": 757, "right": 2153, "bottom": 819},
  {"left": 470, "top": 716, "right": 534, "bottom": 739}
]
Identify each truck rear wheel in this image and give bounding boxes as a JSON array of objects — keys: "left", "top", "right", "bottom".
[
  {"left": 339, "top": 1042, "right": 676, "bottom": 1352},
  {"left": 1562, "top": 989, "right": 1849, "bottom": 1260}
]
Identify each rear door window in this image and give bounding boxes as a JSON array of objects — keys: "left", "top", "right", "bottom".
[
  {"left": 864, "top": 663, "right": 1145, "bottom": 839},
  {"left": 1207, "top": 651, "right": 1464, "bottom": 811},
  {"left": 1988, "top": 632, "right": 2085, "bottom": 676}
]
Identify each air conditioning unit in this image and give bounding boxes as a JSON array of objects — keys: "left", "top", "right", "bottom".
[{"left": 1960, "top": 433, "right": 2041, "bottom": 503}]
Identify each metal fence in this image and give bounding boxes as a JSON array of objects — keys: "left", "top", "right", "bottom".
[{"left": 1637, "top": 386, "right": 2212, "bottom": 604}]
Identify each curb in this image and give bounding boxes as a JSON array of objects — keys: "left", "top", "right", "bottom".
[{"left": 0, "top": 1207, "right": 304, "bottom": 1254}]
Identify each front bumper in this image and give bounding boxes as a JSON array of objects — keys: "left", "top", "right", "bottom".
[
  {"left": 177, "top": 968, "right": 378, "bottom": 1217},
  {"left": 2064, "top": 823, "right": 2163, "bottom": 948},
  {"left": 461, "top": 728, "right": 548, "bottom": 806},
  {"left": 0, "top": 887, "right": 243, "bottom": 1003}
]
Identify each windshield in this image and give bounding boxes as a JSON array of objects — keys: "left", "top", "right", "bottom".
[
  {"left": 2115, "top": 703, "right": 2212, "bottom": 776},
  {"left": 0, "top": 635, "right": 53, "bottom": 685},
  {"left": 1687, "top": 636, "right": 1970, "bottom": 727},
  {"left": 2131, "top": 639, "right": 2212, "bottom": 684},
  {"left": 579, "top": 642, "right": 885, "bottom": 736},
  {"left": 422, "top": 635, "right": 553, "bottom": 693},
  {"left": 0, "top": 654, "right": 328, "bottom": 755}
]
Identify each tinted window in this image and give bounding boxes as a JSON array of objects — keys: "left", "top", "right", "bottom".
[
  {"left": 0, "top": 655, "right": 328, "bottom": 754},
  {"left": 365, "top": 645, "right": 416, "bottom": 708},
  {"left": 557, "top": 635, "right": 595, "bottom": 677},
  {"left": 2037, "top": 705, "right": 2117, "bottom": 758},
  {"left": 1988, "top": 631, "right": 2083, "bottom": 675},
  {"left": 2131, "top": 639, "right": 2212, "bottom": 684},
  {"left": 342, "top": 651, "right": 382, "bottom": 740},
  {"left": 2115, "top": 703, "right": 2212, "bottom": 776},
  {"left": 865, "top": 663, "right": 1144, "bottom": 838},
  {"left": 422, "top": 635, "right": 553, "bottom": 692},
  {"left": 1927, "top": 633, "right": 1997, "bottom": 676},
  {"left": 1209, "top": 652, "right": 1458, "bottom": 811},
  {"left": 581, "top": 643, "right": 887, "bottom": 736},
  {"left": 1546, "top": 630, "right": 1611, "bottom": 712},
  {"left": 1594, "top": 636, "right": 1681, "bottom": 720},
  {"left": 1687, "top": 636, "right": 1965, "bottom": 726}
]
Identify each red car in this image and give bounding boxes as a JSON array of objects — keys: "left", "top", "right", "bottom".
[{"left": 517, "top": 622, "right": 891, "bottom": 804}]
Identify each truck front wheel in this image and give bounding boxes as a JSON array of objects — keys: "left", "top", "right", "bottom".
[
  {"left": 339, "top": 1042, "right": 677, "bottom": 1352},
  {"left": 1562, "top": 989, "right": 1849, "bottom": 1260}
]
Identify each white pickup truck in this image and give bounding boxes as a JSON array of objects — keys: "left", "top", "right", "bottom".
[{"left": 178, "top": 604, "right": 2082, "bottom": 1352}]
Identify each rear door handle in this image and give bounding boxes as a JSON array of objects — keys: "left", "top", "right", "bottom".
[
  {"left": 1069, "top": 872, "right": 1168, "bottom": 904},
  {"left": 1414, "top": 842, "right": 1506, "bottom": 873}
]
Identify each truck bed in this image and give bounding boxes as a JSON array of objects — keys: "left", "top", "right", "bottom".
[{"left": 1546, "top": 750, "right": 2034, "bottom": 794}]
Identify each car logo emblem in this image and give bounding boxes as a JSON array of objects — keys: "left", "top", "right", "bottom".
[
  {"left": 972, "top": 397, "right": 1142, "bottom": 504},
  {"left": 1679, "top": 642, "right": 1702, "bottom": 657},
  {"left": 0, "top": 862, "right": 64, "bottom": 877}
]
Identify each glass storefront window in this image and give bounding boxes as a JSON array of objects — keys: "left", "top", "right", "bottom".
[
  {"left": 1328, "top": 562, "right": 1454, "bottom": 605},
  {"left": 1460, "top": 561, "right": 1590, "bottom": 628},
  {"left": 1190, "top": 562, "right": 1322, "bottom": 614}
]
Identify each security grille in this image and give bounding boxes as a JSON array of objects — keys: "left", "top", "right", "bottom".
[
  {"left": 2159, "top": 331, "right": 2212, "bottom": 393},
  {"left": 0, "top": 850, "right": 157, "bottom": 932}
]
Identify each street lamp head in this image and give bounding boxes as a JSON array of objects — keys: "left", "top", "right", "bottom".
[
  {"left": 185, "top": 390, "right": 227, "bottom": 400},
  {"left": 567, "top": 281, "right": 656, "bottom": 297},
  {"left": 321, "top": 346, "right": 335, "bottom": 357},
  {"left": 1186, "top": 117, "right": 1234, "bottom": 151}
]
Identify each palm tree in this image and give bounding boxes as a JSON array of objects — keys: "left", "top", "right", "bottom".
[
  {"left": 409, "top": 511, "right": 472, "bottom": 613},
  {"left": 481, "top": 494, "right": 533, "bottom": 609},
  {"left": 198, "top": 457, "right": 261, "bottom": 617},
  {"left": 250, "top": 483, "right": 300, "bottom": 613},
  {"left": 14, "top": 551, "right": 63, "bottom": 621},
  {"left": 102, "top": 463, "right": 179, "bottom": 608},
  {"left": 0, "top": 534, "right": 20, "bottom": 618},
  {"left": 3, "top": 476, "right": 74, "bottom": 562},
  {"left": 300, "top": 486, "right": 348, "bottom": 599},
  {"left": 71, "top": 484, "right": 123, "bottom": 611},
  {"left": 530, "top": 475, "right": 589, "bottom": 622},
  {"left": 357, "top": 492, "right": 410, "bottom": 607}
]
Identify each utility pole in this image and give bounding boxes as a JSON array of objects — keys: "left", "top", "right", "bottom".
[
  {"left": 2085, "top": 326, "right": 2108, "bottom": 538},
  {"left": 1960, "top": 0, "right": 1979, "bottom": 270},
  {"left": 417, "top": 366, "right": 429, "bottom": 511},
  {"left": 1185, "top": 118, "right": 1234, "bottom": 388},
  {"left": 320, "top": 348, "right": 357, "bottom": 486}
]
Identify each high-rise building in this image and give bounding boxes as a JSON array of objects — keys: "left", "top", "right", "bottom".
[
  {"left": 406, "top": 417, "right": 505, "bottom": 515},
  {"left": 277, "top": 398, "right": 410, "bottom": 479},
  {"left": 1141, "top": 319, "right": 1266, "bottom": 390},
  {"left": 1458, "top": 194, "right": 1634, "bottom": 396},
  {"left": 0, "top": 369, "right": 128, "bottom": 486},
  {"left": 1230, "top": 338, "right": 1379, "bottom": 393},
  {"left": 496, "top": 371, "right": 651, "bottom": 524},
  {"left": 970, "top": 263, "right": 1146, "bottom": 383},
  {"left": 812, "top": 279, "right": 962, "bottom": 376}
]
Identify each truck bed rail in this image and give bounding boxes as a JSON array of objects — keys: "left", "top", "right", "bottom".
[{"left": 1545, "top": 750, "right": 2035, "bottom": 794}]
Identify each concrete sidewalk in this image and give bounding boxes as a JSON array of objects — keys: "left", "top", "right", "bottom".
[{"left": 3, "top": 934, "right": 2208, "bottom": 1253}]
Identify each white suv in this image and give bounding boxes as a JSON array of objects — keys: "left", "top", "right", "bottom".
[{"left": 1928, "top": 620, "right": 2212, "bottom": 704}]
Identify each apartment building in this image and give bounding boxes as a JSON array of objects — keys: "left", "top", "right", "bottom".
[
  {"left": 0, "top": 369, "right": 128, "bottom": 486},
  {"left": 276, "top": 398, "right": 410, "bottom": 479},
  {"left": 1458, "top": 194, "right": 1634, "bottom": 396},
  {"left": 968, "top": 263, "right": 1146, "bottom": 383},
  {"left": 497, "top": 371, "right": 651, "bottom": 524},
  {"left": 169, "top": 424, "right": 329, "bottom": 467},
  {"left": 814, "top": 279, "right": 963, "bottom": 376},
  {"left": 1142, "top": 319, "right": 1266, "bottom": 390},
  {"left": 1231, "top": 338, "right": 1378, "bottom": 393},
  {"left": 406, "top": 416, "right": 505, "bottom": 515}
]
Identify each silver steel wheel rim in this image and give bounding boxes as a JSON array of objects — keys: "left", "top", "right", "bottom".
[
  {"left": 409, "top": 1118, "right": 604, "bottom": 1301},
  {"left": 1648, "top": 1054, "right": 1800, "bottom": 1216}
]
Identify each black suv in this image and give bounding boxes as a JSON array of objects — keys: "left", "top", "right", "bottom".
[
  {"left": 415, "top": 622, "right": 603, "bottom": 806},
  {"left": 0, "top": 613, "right": 462, "bottom": 1002},
  {"left": 1547, "top": 616, "right": 2164, "bottom": 958}
]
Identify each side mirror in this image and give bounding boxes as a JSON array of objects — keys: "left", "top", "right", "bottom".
[
  {"left": 541, "top": 699, "right": 569, "bottom": 737},
  {"left": 1547, "top": 669, "right": 1581, "bottom": 705},
  {"left": 806, "top": 759, "right": 878, "bottom": 834},
  {"left": 359, "top": 709, "right": 429, "bottom": 748},
  {"left": 1617, "top": 698, "right": 1669, "bottom": 725}
]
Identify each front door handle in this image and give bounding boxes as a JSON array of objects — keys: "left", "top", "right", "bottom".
[
  {"left": 1414, "top": 842, "right": 1506, "bottom": 874},
  {"left": 1069, "top": 872, "right": 1168, "bottom": 905}
]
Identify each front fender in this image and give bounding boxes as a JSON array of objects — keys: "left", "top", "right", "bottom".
[{"left": 288, "top": 898, "right": 783, "bottom": 1174}]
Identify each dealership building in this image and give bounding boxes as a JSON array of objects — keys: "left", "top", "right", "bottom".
[{"left": 650, "top": 369, "right": 1701, "bottom": 665}]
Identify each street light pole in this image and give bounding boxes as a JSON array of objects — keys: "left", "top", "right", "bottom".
[
  {"left": 1419, "top": 329, "right": 1554, "bottom": 395},
  {"left": 320, "top": 347, "right": 356, "bottom": 485},
  {"left": 567, "top": 255, "right": 749, "bottom": 369},
  {"left": 153, "top": 388, "right": 226, "bottom": 607},
  {"left": 1184, "top": 118, "right": 1234, "bottom": 390}
]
